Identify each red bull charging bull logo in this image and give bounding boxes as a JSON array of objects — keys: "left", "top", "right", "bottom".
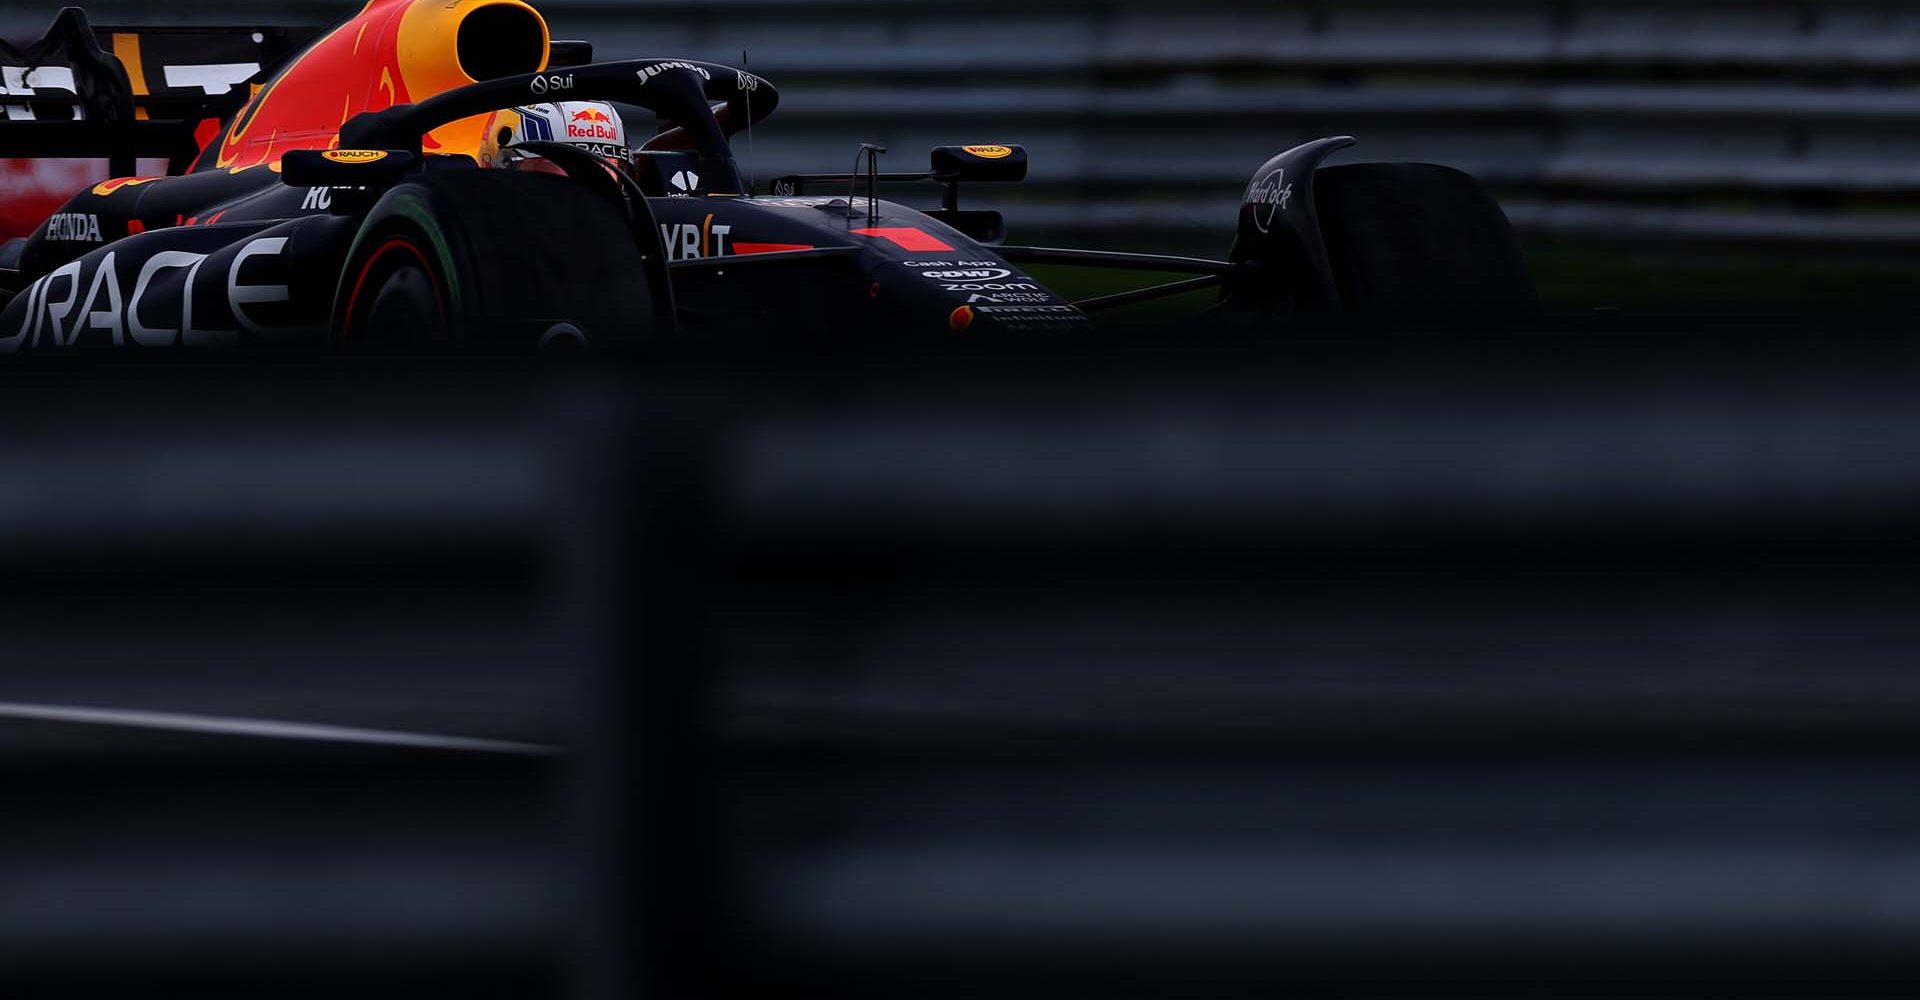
[{"left": 567, "top": 106, "right": 621, "bottom": 141}]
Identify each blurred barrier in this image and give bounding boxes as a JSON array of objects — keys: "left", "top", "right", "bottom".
[
  {"left": 654, "top": 340, "right": 1920, "bottom": 996},
  {"left": 0, "top": 373, "right": 606, "bottom": 996},
  {"left": 13, "top": 337, "right": 1920, "bottom": 996},
  {"left": 10, "top": 0, "right": 1920, "bottom": 247}
]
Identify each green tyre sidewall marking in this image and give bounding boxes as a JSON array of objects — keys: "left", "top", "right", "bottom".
[{"left": 334, "top": 186, "right": 465, "bottom": 338}]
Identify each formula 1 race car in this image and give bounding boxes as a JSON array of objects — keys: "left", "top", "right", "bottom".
[{"left": 0, "top": 1, "right": 1536, "bottom": 353}]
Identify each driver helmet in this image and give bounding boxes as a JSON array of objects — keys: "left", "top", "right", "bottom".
[{"left": 479, "top": 100, "right": 631, "bottom": 171}]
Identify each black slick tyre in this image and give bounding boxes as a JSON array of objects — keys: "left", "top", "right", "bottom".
[
  {"left": 333, "top": 168, "right": 663, "bottom": 351},
  {"left": 1313, "top": 162, "right": 1538, "bottom": 319}
]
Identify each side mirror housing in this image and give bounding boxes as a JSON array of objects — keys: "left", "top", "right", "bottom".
[
  {"left": 281, "top": 148, "right": 417, "bottom": 188},
  {"left": 931, "top": 145, "right": 1028, "bottom": 183}
]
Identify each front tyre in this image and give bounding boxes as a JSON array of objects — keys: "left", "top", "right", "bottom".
[{"left": 1313, "top": 162, "right": 1538, "bottom": 319}]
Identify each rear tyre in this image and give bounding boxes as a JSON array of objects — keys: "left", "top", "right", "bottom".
[
  {"left": 347, "top": 236, "right": 449, "bottom": 344},
  {"left": 334, "top": 168, "right": 665, "bottom": 351},
  {"left": 1313, "top": 163, "right": 1538, "bottom": 319}
]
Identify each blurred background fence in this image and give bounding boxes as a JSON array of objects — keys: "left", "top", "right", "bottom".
[
  {"left": 11, "top": 0, "right": 1920, "bottom": 304},
  {"left": 15, "top": 343, "right": 1920, "bottom": 997}
]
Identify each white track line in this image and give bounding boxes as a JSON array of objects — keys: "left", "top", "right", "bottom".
[{"left": 0, "top": 702, "right": 561, "bottom": 756}]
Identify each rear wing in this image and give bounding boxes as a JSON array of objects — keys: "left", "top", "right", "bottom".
[{"left": 0, "top": 7, "right": 317, "bottom": 175}]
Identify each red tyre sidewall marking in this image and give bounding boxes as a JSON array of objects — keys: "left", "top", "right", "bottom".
[{"left": 341, "top": 235, "right": 447, "bottom": 342}]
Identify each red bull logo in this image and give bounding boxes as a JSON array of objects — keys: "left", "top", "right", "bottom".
[{"left": 566, "top": 106, "right": 623, "bottom": 142}]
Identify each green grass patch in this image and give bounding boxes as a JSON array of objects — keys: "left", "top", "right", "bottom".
[
  {"left": 1024, "top": 264, "right": 1222, "bottom": 323},
  {"left": 1528, "top": 241, "right": 1920, "bottom": 314},
  {"left": 1014, "top": 234, "right": 1920, "bottom": 318}
]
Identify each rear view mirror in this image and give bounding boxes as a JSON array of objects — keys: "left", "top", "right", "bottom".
[{"left": 931, "top": 145, "right": 1028, "bottom": 183}]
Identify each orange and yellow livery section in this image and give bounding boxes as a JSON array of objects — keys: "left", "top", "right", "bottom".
[{"left": 201, "top": 0, "right": 551, "bottom": 174}]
